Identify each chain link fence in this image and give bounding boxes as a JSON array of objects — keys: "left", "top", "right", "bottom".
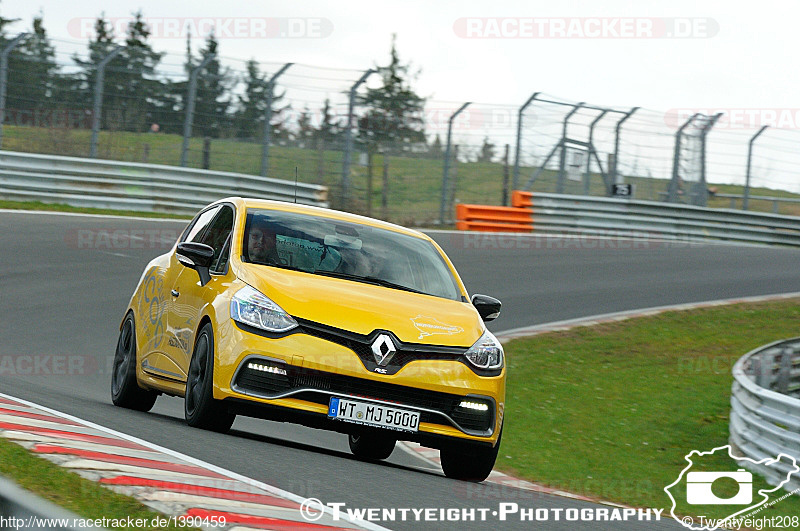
[{"left": 2, "top": 32, "right": 800, "bottom": 224}]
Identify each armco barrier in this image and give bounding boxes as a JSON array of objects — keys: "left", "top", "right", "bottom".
[
  {"left": 511, "top": 190, "right": 533, "bottom": 208},
  {"left": 455, "top": 203, "right": 533, "bottom": 232},
  {"left": 491, "top": 191, "right": 800, "bottom": 246},
  {"left": 0, "top": 151, "right": 328, "bottom": 215},
  {"left": 729, "top": 338, "right": 800, "bottom": 493}
]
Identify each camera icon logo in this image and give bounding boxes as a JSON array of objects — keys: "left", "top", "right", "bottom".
[{"left": 686, "top": 469, "right": 752, "bottom": 505}]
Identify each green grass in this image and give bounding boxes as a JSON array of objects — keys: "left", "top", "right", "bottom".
[
  {"left": 0, "top": 437, "right": 198, "bottom": 530},
  {"left": 0, "top": 200, "right": 191, "bottom": 220},
  {"left": 498, "top": 299, "right": 800, "bottom": 520},
  {"left": 3, "top": 125, "right": 800, "bottom": 223}
]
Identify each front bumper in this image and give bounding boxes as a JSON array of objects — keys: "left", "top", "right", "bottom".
[{"left": 213, "top": 320, "right": 505, "bottom": 446}]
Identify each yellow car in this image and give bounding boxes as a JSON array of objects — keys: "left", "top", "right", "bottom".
[{"left": 112, "top": 198, "right": 505, "bottom": 481}]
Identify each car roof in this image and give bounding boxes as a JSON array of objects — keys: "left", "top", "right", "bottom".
[{"left": 217, "top": 197, "right": 432, "bottom": 241}]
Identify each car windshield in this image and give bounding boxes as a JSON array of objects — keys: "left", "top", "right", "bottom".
[{"left": 242, "top": 209, "right": 462, "bottom": 301}]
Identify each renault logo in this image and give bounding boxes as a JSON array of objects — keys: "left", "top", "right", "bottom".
[{"left": 371, "top": 334, "right": 397, "bottom": 367}]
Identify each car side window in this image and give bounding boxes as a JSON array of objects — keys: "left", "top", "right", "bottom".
[
  {"left": 182, "top": 206, "right": 221, "bottom": 244},
  {"left": 198, "top": 205, "right": 234, "bottom": 273}
]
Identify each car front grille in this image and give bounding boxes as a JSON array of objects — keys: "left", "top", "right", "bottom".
[{"left": 295, "top": 318, "right": 467, "bottom": 376}]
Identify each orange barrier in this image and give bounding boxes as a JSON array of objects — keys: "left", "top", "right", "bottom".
[
  {"left": 455, "top": 203, "right": 533, "bottom": 232},
  {"left": 511, "top": 190, "right": 534, "bottom": 208}
]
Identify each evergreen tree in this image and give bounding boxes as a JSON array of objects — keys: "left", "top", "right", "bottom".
[
  {"left": 191, "top": 32, "right": 233, "bottom": 138},
  {"left": 233, "top": 59, "right": 289, "bottom": 141},
  {"left": 357, "top": 34, "right": 425, "bottom": 154},
  {"left": 0, "top": 3, "right": 19, "bottom": 38},
  {"left": 315, "top": 97, "right": 342, "bottom": 146},
  {"left": 118, "top": 11, "right": 164, "bottom": 131},
  {"left": 5, "top": 14, "right": 58, "bottom": 121},
  {"left": 72, "top": 14, "right": 124, "bottom": 129},
  {"left": 296, "top": 106, "right": 315, "bottom": 146}
]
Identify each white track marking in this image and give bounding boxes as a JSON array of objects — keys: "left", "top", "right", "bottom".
[{"left": 0, "top": 393, "right": 389, "bottom": 531}]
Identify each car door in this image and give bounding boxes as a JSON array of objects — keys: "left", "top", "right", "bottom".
[
  {"left": 146, "top": 205, "right": 220, "bottom": 383},
  {"left": 168, "top": 204, "right": 235, "bottom": 377}
]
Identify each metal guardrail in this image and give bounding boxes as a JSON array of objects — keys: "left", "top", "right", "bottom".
[
  {"left": 659, "top": 191, "right": 800, "bottom": 214},
  {"left": 0, "top": 151, "right": 329, "bottom": 215},
  {"left": 0, "top": 475, "right": 98, "bottom": 530},
  {"left": 730, "top": 338, "right": 800, "bottom": 493},
  {"left": 526, "top": 192, "right": 800, "bottom": 246}
]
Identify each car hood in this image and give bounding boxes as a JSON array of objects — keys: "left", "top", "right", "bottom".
[{"left": 237, "top": 264, "right": 483, "bottom": 347}]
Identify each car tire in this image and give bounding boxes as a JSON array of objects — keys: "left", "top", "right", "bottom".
[
  {"left": 184, "top": 323, "right": 235, "bottom": 433},
  {"left": 348, "top": 432, "right": 396, "bottom": 461},
  {"left": 111, "top": 313, "right": 158, "bottom": 412},
  {"left": 440, "top": 426, "right": 502, "bottom": 482}
]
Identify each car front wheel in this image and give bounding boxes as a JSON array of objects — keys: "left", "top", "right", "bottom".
[
  {"left": 185, "top": 323, "right": 235, "bottom": 432},
  {"left": 348, "top": 432, "right": 396, "bottom": 461},
  {"left": 111, "top": 313, "right": 158, "bottom": 412},
  {"left": 440, "top": 427, "right": 501, "bottom": 482}
]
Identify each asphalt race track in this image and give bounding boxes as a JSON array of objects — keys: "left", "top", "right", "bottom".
[{"left": 3, "top": 211, "right": 800, "bottom": 530}]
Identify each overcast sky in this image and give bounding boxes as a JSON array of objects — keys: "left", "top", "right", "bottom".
[{"left": 2, "top": 0, "right": 795, "bottom": 111}]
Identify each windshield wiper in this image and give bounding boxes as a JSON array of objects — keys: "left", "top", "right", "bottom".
[{"left": 313, "top": 270, "right": 426, "bottom": 295}]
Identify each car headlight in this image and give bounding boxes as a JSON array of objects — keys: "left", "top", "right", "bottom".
[
  {"left": 464, "top": 329, "right": 504, "bottom": 370},
  {"left": 230, "top": 285, "right": 298, "bottom": 333}
]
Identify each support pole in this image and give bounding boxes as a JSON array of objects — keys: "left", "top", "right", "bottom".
[
  {"left": 667, "top": 113, "right": 700, "bottom": 203},
  {"left": 512, "top": 92, "right": 539, "bottom": 191},
  {"left": 744, "top": 125, "right": 768, "bottom": 211},
  {"left": 556, "top": 102, "right": 583, "bottom": 194},
  {"left": 584, "top": 110, "right": 607, "bottom": 195},
  {"left": 611, "top": 106, "right": 638, "bottom": 185},
  {"left": 693, "top": 112, "right": 723, "bottom": 206},
  {"left": 260, "top": 62, "right": 293, "bottom": 177},
  {"left": 90, "top": 45, "right": 123, "bottom": 158},
  {"left": 341, "top": 69, "right": 376, "bottom": 208},
  {"left": 180, "top": 53, "right": 215, "bottom": 167},
  {"left": 439, "top": 102, "right": 470, "bottom": 224},
  {"left": 0, "top": 33, "right": 29, "bottom": 150}
]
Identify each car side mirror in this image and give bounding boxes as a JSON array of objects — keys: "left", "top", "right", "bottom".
[
  {"left": 471, "top": 294, "right": 501, "bottom": 322},
  {"left": 176, "top": 242, "right": 214, "bottom": 286}
]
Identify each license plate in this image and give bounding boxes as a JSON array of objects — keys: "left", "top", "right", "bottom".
[{"left": 328, "top": 397, "right": 420, "bottom": 432}]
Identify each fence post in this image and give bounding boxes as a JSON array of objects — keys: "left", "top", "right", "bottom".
[
  {"left": 0, "top": 33, "right": 29, "bottom": 150},
  {"left": 556, "top": 102, "right": 583, "bottom": 194},
  {"left": 341, "top": 69, "right": 375, "bottom": 208},
  {"left": 260, "top": 62, "right": 292, "bottom": 177},
  {"left": 693, "top": 113, "right": 723, "bottom": 206},
  {"left": 89, "top": 45, "right": 123, "bottom": 158},
  {"left": 585, "top": 109, "right": 608, "bottom": 195},
  {"left": 382, "top": 154, "right": 389, "bottom": 220},
  {"left": 201, "top": 137, "right": 211, "bottom": 169},
  {"left": 366, "top": 151, "right": 374, "bottom": 217},
  {"left": 667, "top": 113, "right": 699, "bottom": 203},
  {"left": 502, "top": 143, "right": 510, "bottom": 205},
  {"left": 439, "top": 102, "right": 470, "bottom": 224},
  {"left": 513, "top": 92, "right": 539, "bottom": 191},
  {"left": 744, "top": 125, "right": 769, "bottom": 211},
  {"left": 179, "top": 53, "right": 215, "bottom": 167},
  {"left": 611, "top": 106, "right": 638, "bottom": 186}
]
